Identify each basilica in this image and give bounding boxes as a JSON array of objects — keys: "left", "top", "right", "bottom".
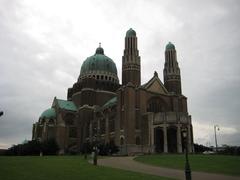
[{"left": 32, "top": 29, "right": 194, "bottom": 155}]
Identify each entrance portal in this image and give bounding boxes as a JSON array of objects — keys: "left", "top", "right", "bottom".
[
  {"left": 167, "top": 127, "right": 177, "bottom": 153},
  {"left": 154, "top": 127, "right": 164, "bottom": 153}
]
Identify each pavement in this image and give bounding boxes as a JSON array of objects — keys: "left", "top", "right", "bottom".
[{"left": 97, "top": 156, "right": 240, "bottom": 180}]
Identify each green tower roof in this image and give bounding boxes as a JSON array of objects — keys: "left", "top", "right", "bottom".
[
  {"left": 102, "top": 97, "right": 117, "bottom": 109},
  {"left": 80, "top": 46, "right": 118, "bottom": 76},
  {"left": 166, "top": 42, "right": 175, "bottom": 50},
  {"left": 40, "top": 108, "right": 56, "bottom": 119},
  {"left": 57, "top": 99, "right": 77, "bottom": 111},
  {"left": 126, "top": 28, "right": 136, "bottom": 37}
]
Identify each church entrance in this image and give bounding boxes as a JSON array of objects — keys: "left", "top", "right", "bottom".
[
  {"left": 167, "top": 127, "right": 177, "bottom": 153},
  {"left": 154, "top": 127, "right": 164, "bottom": 153}
]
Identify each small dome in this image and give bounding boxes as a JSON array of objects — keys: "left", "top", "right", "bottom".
[
  {"left": 80, "top": 46, "right": 118, "bottom": 77},
  {"left": 166, "top": 42, "right": 175, "bottom": 50},
  {"left": 40, "top": 108, "right": 56, "bottom": 119},
  {"left": 126, "top": 28, "right": 136, "bottom": 37}
]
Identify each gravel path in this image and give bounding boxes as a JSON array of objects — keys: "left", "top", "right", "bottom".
[{"left": 98, "top": 156, "right": 240, "bottom": 180}]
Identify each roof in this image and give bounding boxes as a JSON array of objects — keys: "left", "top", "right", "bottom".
[
  {"left": 126, "top": 28, "right": 136, "bottom": 37},
  {"left": 102, "top": 97, "right": 117, "bottom": 109},
  {"left": 166, "top": 42, "right": 175, "bottom": 50},
  {"left": 141, "top": 72, "right": 168, "bottom": 94},
  {"left": 80, "top": 46, "right": 118, "bottom": 76},
  {"left": 57, "top": 99, "right": 77, "bottom": 111},
  {"left": 40, "top": 108, "right": 56, "bottom": 119}
]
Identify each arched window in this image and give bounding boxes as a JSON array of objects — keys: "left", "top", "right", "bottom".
[
  {"left": 92, "top": 63, "right": 95, "bottom": 68},
  {"left": 69, "top": 127, "right": 77, "bottom": 138},
  {"left": 136, "top": 136, "right": 140, "bottom": 145},
  {"left": 40, "top": 118, "right": 46, "bottom": 124},
  {"left": 48, "top": 119, "right": 55, "bottom": 124},
  {"left": 147, "top": 97, "right": 168, "bottom": 113},
  {"left": 120, "top": 137, "right": 124, "bottom": 145},
  {"left": 66, "top": 119, "right": 74, "bottom": 126},
  {"left": 65, "top": 113, "right": 75, "bottom": 126}
]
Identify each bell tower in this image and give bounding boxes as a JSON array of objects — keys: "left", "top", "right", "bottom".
[
  {"left": 122, "top": 28, "right": 141, "bottom": 86},
  {"left": 163, "top": 42, "right": 182, "bottom": 94}
]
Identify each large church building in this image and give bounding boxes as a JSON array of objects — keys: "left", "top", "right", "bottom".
[{"left": 32, "top": 29, "right": 194, "bottom": 155}]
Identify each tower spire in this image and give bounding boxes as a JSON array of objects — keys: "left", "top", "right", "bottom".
[
  {"left": 122, "top": 28, "right": 141, "bottom": 86},
  {"left": 163, "top": 42, "right": 182, "bottom": 94}
]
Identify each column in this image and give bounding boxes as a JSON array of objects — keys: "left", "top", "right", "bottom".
[
  {"left": 105, "top": 115, "right": 109, "bottom": 143},
  {"left": 163, "top": 124, "right": 168, "bottom": 153},
  {"left": 177, "top": 124, "right": 182, "bottom": 153},
  {"left": 97, "top": 118, "right": 100, "bottom": 142},
  {"left": 89, "top": 122, "right": 93, "bottom": 143},
  {"left": 148, "top": 113, "right": 154, "bottom": 153}
]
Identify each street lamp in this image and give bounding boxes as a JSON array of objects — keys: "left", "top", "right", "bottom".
[
  {"left": 182, "top": 127, "right": 191, "bottom": 180},
  {"left": 214, "top": 125, "right": 220, "bottom": 152},
  {"left": 93, "top": 136, "right": 98, "bottom": 165},
  {"left": 84, "top": 140, "right": 88, "bottom": 160}
]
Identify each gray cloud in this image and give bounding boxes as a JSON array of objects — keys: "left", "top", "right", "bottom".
[{"left": 0, "top": 0, "right": 240, "bottom": 148}]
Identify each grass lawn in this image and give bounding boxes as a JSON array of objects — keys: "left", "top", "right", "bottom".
[
  {"left": 134, "top": 154, "right": 240, "bottom": 176},
  {"left": 0, "top": 156, "right": 174, "bottom": 180}
]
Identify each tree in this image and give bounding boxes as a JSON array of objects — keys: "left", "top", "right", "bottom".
[
  {"left": 6, "top": 139, "right": 59, "bottom": 156},
  {"left": 41, "top": 139, "right": 59, "bottom": 155}
]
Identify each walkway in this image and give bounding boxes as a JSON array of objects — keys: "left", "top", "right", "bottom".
[{"left": 98, "top": 156, "right": 240, "bottom": 180}]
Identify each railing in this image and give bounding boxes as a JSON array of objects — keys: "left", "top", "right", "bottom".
[{"left": 152, "top": 112, "right": 190, "bottom": 124}]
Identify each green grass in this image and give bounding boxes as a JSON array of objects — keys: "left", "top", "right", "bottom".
[
  {"left": 0, "top": 156, "right": 174, "bottom": 180},
  {"left": 134, "top": 154, "right": 240, "bottom": 176}
]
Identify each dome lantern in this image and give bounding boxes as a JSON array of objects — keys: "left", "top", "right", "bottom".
[{"left": 95, "top": 42, "right": 104, "bottom": 55}]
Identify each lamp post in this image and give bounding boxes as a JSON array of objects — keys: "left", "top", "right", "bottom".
[
  {"left": 93, "top": 137, "right": 98, "bottom": 165},
  {"left": 84, "top": 141, "right": 88, "bottom": 160},
  {"left": 214, "top": 125, "right": 220, "bottom": 152},
  {"left": 182, "top": 127, "right": 191, "bottom": 180}
]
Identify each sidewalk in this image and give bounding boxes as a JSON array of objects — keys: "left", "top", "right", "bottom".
[{"left": 98, "top": 156, "right": 240, "bottom": 180}]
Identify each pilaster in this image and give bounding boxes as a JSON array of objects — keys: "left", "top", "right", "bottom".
[
  {"left": 177, "top": 124, "right": 182, "bottom": 153},
  {"left": 163, "top": 124, "right": 168, "bottom": 153}
]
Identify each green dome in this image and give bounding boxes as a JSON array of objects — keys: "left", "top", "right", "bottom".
[
  {"left": 40, "top": 108, "right": 56, "bottom": 119},
  {"left": 80, "top": 46, "right": 118, "bottom": 76},
  {"left": 166, "top": 42, "right": 175, "bottom": 50},
  {"left": 126, "top": 28, "right": 136, "bottom": 37}
]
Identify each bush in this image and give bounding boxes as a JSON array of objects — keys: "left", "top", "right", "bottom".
[
  {"left": 6, "top": 139, "right": 59, "bottom": 156},
  {"left": 41, "top": 139, "right": 59, "bottom": 155},
  {"left": 219, "top": 145, "right": 240, "bottom": 156},
  {"left": 80, "top": 141, "right": 119, "bottom": 156},
  {"left": 194, "top": 143, "right": 212, "bottom": 153}
]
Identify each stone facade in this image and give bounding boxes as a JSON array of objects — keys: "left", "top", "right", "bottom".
[{"left": 32, "top": 29, "right": 194, "bottom": 155}]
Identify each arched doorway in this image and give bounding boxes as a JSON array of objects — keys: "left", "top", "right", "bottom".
[
  {"left": 154, "top": 127, "right": 164, "bottom": 153},
  {"left": 167, "top": 127, "right": 177, "bottom": 153}
]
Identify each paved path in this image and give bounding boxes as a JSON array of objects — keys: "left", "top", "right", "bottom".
[{"left": 98, "top": 156, "right": 240, "bottom": 180}]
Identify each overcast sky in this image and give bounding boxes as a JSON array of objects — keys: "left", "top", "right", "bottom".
[{"left": 0, "top": 0, "right": 240, "bottom": 149}]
